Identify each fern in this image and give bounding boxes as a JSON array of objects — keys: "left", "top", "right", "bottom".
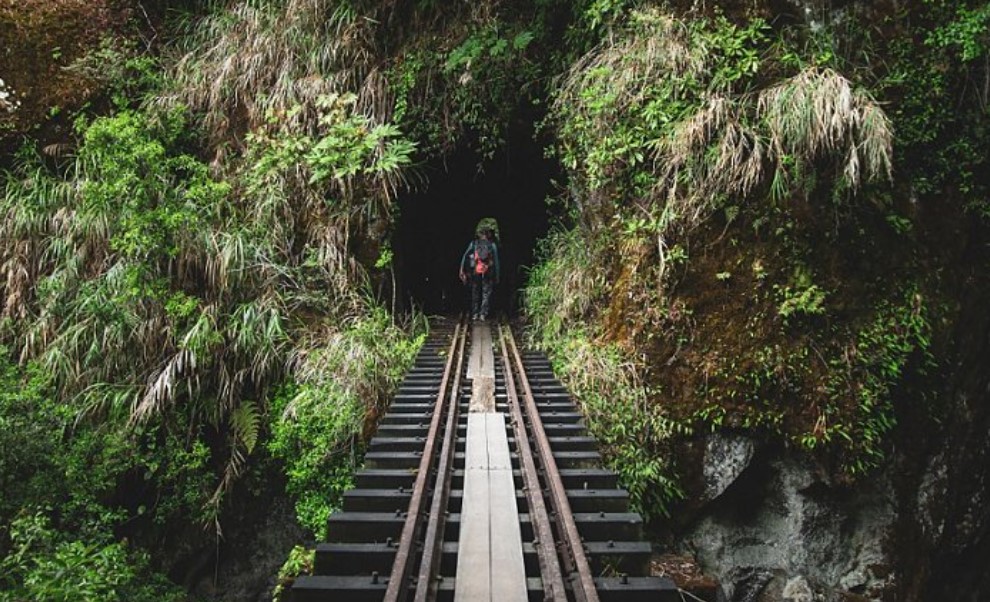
[{"left": 230, "top": 400, "right": 261, "bottom": 455}]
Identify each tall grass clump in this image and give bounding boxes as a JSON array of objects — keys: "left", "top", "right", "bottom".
[
  {"left": 164, "top": 0, "right": 379, "bottom": 148},
  {"left": 526, "top": 228, "right": 685, "bottom": 519},
  {"left": 524, "top": 225, "right": 612, "bottom": 344}
]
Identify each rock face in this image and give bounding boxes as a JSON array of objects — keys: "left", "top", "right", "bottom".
[
  {"left": 702, "top": 433, "right": 757, "bottom": 503},
  {"left": 684, "top": 447, "right": 896, "bottom": 601},
  {"left": 899, "top": 293, "right": 990, "bottom": 600},
  {"left": 680, "top": 289, "right": 990, "bottom": 601},
  {"left": 171, "top": 496, "right": 306, "bottom": 602},
  {"left": 665, "top": 1, "right": 990, "bottom": 599}
]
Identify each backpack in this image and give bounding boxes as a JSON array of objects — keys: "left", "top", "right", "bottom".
[{"left": 473, "top": 239, "right": 494, "bottom": 276}]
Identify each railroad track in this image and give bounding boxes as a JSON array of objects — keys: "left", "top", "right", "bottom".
[{"left": 293, "top": 318, "right": 678, "bottom": 601}]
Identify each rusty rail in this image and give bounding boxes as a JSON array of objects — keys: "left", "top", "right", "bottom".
[
  {"left": 502, "top": 326, "right": 601, "bottom": 602},
  {"left": 413, "top": 320, "right": 467, "bottom": 601},
  {"left": 498, "top": 324, "right": 568, "bottom": 600},
  {"left": 384, "top": 320, "right": 467, "bottom": 602}
]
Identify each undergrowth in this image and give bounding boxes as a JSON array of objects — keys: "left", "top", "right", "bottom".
[
  {"left": 268, "top": 308, "right": 425, "bottom": 538},
  {"left": 526, "top": 227, "right": 687, "bottom": 519},
  {"left": 0, "top": 347, "right": 188, "bottom": 602}
]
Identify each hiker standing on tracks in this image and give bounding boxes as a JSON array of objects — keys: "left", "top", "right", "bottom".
[{"left": 459, "top": 226, "right": 500, "bottom": 321}]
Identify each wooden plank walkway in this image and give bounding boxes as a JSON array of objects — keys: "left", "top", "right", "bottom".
[
  {"left": 457, "top": 322, "right": 526, "bottom": 601},
  {"left": 466, "top": 322, "right": 494, "bottom": 381},
  {"left": 467, "top": 322, "right": 496, "bottom": 412},
  {"left": 455, "top": 413, "right": 527, "bottom": 602}
]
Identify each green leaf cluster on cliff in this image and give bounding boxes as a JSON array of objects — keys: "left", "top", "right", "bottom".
[
  {"left": 0, "top": 0, "right": 437, "bottom": 594},
  {"left": 526, "top": 0, "right": 989, "bottom": 520}
]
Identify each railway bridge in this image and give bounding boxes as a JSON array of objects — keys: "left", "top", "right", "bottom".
[{"left": 293, "top": 318, "right": 680, "bottom": 601}]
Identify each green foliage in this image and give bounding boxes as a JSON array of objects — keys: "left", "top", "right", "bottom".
[
  {"left": 272, "top": 545, "right": 315, "bottom": 602},
  {"left": 0, "top": 85, "right": 422, "bottom": 535},
  {"left": 533, "top": 329, "right": 685, "bottom": 520},
  {"left": 526, "top": 5, "right": 955, "bottom": 519},
  {"left": 77, "top": 108, "right": 226, "bottom": 261},
  {"left": 304, "top": 94, "right": 416, "bottom": 184},
  {"left": 0, "top": 513, "right": 184, "bottom": 602},
  {"left": 524, "top": 226, "right": 611, "bottom": 345},
  {"left": 0, "top": 349, "right": 187, "bottom": 600},
  {"left": 580, "top": 0, "right": 636, "bottom": 35},
  {"left": 440, "top": 22, "right": 544, "bottom": 158},
  {"left": 268, "top": 308, "right": 424, "bottom": 537},
  {"left": 926, "top": 2, "right": 990, "bottom": 61},
  {"left": 65, "top": 35, "right": 164, "bottom": 107},
  {"left": 821, "top": 291, "right": 933, "bottom": 473},
  {"left": 553, "top": 10, "right": 771, "bottom": 198},
  {"left": 231, "top": 400, "right": 262, "bottom": 455},
  {"left": 879, "top": 0, "right": 990, "bottom": 202},
  {"left": 775, "top": 267, "right": 827, "bottom": 320},
  {"left": 140, "top": 422, "right": 215, "bottom": 527},
  {"left": 526, "top": 230, "right": 684, "bottom": 519},
  {"left": 267, "top": 379, "right": 362, "bottom": 537},
  {"left": 0, "top": 345, "right": 132, "bottom": 533},
  {"left": 564, "top": 0, "right": 640, "bottom": 50},
  {"left": 165, "top": 0, "right": 371, "bottom": 147},
  {"left": 0, "top": 349, "right": 59, "bottom": 526},
  {"left": 241, "top": 93, "right": 414, "bottom": 245},
  {"left": 2, "top": 6, "right": 434, "bottom": 576}
]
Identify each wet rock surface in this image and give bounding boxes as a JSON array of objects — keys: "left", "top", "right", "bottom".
[{"left": 183, "top": 497, "right": 305, "bottom": 602}]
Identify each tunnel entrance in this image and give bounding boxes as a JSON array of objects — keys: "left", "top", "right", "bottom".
[{"left": 395, "top": 128, "right": 558, "bottom": 316}]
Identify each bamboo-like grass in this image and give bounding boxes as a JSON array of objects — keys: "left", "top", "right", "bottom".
[{"left": 554, "top": 8, "right": 893, "bottom": 283}]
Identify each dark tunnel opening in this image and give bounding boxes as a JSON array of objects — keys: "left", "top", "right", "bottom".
[{"left": 394, "top": 126, "right": 559, "bottom": 317}]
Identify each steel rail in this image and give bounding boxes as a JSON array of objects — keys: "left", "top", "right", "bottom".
[
  {"left": 504, "top": 328, "right": 601, "bottom": 602},
  {"left": 384, "top": 320, "right": 467, "bottom": 602},
  {"left": 497, "top": 324, "right": 568, "bottom": 601},
  {"left": 413, "top": 319, "right": 468, "bottom": 602}
]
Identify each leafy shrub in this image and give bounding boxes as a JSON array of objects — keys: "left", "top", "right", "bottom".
[
  {"left": 820, "top": 291, "right": 933, "bottom": 473},
  {"left": 271, "top": 545, "right": 315, "bottom": 602},
  {"left": 268, "top": 308, "right": 424, "bottom": 537},
  {"left": 0, "top": 348, "right": 185, "bottom": 601},
  {"left": 0, "top": 513, "right": 184, "bottom": 602}
]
